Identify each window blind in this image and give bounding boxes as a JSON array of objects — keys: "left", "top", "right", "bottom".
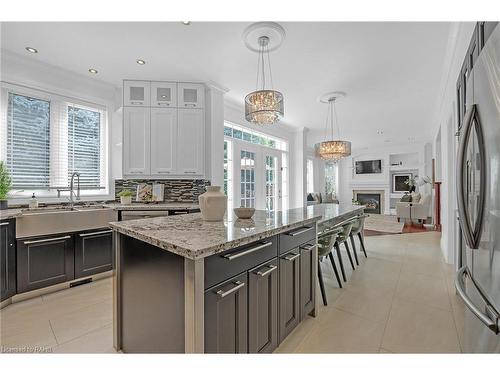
[
  {"left": 7, "top": 93, "right": 51, "bottom": 189},
  {"left": 2, "top": 85, "right": 107, "bottom": 194}
]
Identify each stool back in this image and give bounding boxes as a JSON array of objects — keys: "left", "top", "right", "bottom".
[
  {"left": 350, "top": 214, "right": 369, "bottom": 235},
  {"left": 318, "top": 228, "right": 342, "bottom": 257}
]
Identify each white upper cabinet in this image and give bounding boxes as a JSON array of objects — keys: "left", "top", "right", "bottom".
[
  {"left": 178, "top": 83, "right": 205, "bottom": 109},
  {"left": 177, "top": 108, "right": 204, "bottom": 175},
  {"left": 124, "top": 81, "right": 151, "bottom": 107},
  {"left": 150, "top": 108, "right": 177, "bottom": 176},
  {"left": 123, "top": 107, "right": 150, "bottom": 176},
  {"left": 151, "top": 81, "right": 177, "bottom": 108}
]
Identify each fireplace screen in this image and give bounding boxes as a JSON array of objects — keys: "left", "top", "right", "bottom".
[{"left": 356, "top": 193, "right": 381, "bottom": 214}]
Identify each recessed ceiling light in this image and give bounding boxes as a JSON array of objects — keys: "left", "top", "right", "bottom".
[
  {"left": 136, "top": 59, "right": 146, "bottom": 65},
  {"left": 384, "top": 139, "right": 391, "bottom": 143},
  {"left": 181, "top": 21, "right": 191, "bottom": 25},
  {"left": 26, "top": 47, "right": 38, "bottom": 53},
  {"left": 376, "top": 130, "right": 384, "bottom": 135},
  {"left": 88, "top": 68, "right": 98, "bottom": 74}
]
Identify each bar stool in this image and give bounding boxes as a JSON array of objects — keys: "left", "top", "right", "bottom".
[
  {"left": 317, "top": 227, "right": 343, "bottom": 305},
  {"left": 333, "top": 220, "right": 357, "bottom": 281},
  {"left": 349, "top": 214, "right": 369, "bottom": 262}
]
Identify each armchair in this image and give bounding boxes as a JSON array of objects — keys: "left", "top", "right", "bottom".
[{"left": 396, "top": 193, "right": 431, "bottom": 223}]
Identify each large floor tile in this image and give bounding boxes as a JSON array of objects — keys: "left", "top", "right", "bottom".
[
  {"left": 294, "top": 308, "right": 385, "bottom": 353},
  {"left": 334, "top": 283, "right": 395, "bottom": 323},
  {"left": 0, "top": 319, "right": 57, "bottom": 352},
  {"left": 49, "top": 300, "right": 112, "bottom": 345},
  {"left": 381, "top": 297, "right": 461, "bottom": 353},
  {"left": 395, "top": 270, "right": 452, "bottom": 311},
  {"left": 52, "top": 324, "right": 115, "bottom": 353}
]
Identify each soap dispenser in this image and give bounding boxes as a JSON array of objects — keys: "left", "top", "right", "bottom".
[{"left": 29, "top": 193, "right": 39, "bottom": 209}]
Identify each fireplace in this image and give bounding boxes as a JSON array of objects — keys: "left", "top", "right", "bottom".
[{"left": 356, "top": 193, "right": 381, "bottom": 214}]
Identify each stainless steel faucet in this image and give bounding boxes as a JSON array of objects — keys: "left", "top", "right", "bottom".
[{"left": 68, "top": 172, "right": 81, "bottom": 208}]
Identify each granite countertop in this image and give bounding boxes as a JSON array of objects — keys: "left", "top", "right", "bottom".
[
  {"left": 103, "top": 202, "right": 200, "bottom": 211},
  {"left": 109, "top": 204, "right": 364, "bottom": 260},
  {"left": 0, "top": 208, "right": 23, "bottom": 220}
]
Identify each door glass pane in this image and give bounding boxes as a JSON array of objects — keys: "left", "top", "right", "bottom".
[
  {"left": 130, "top": 87, "right": 144, "bottom": 101},
  {"left": 265, "top": 155, "right": 278, "bottom": 212},
  {"left": 240, "top": 150, "right": 256, "bottom": 208}
]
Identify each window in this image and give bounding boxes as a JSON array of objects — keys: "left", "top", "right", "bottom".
[
  {"left": 325, "top": 162, "right": 338, "bottom": 196},
  {"left": 265, "top": 155, "right": 278, "bottom": 211},
  {"left": 224, "top": 122, "right": 286, "bottom": 151},
  {"left": 6, "top": 93, "right": 51, "bottom": 188},
  {"left": 1, "top": 84, "right": 108, "bottom": 197},
  {"left": 223, "top": 140, "right": 233, "bottom": 207},
  {"left": 68, "top": 106, "right": 102, "bottom": 188},
  {"left": 306, "top": 159, "right": 314, "bottom": 193}
]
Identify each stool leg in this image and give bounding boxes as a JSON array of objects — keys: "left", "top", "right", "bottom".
[
  {"left": 358, "top": 232, "right": 368, "bottom": 257},
  {"left": 344, "top": 241, "right": 356, "bottom": 270},
  {"left": 328, "top": 251, "right": 342, "bottom": 288},
  {"left": 334, "top": 242, "right": 347, "bottom": 282},
  {"left": 318, "top": 259, "right": 328, "bottom": 306},
  {"left": 350, "top": 234, "right": 359, "bottom": 266}
]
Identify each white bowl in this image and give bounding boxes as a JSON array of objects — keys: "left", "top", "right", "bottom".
[{"left": 233, "top": 207, "right": 255, "bottom": 219}]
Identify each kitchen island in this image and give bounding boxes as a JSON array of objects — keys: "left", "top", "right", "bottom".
[{"left": 110, "top": 203, "right": 363, "bottom": 353}]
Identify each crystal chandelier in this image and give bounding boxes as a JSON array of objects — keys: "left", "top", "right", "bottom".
[
  {"left": 315, "top": 93, "right": 351, "bottom": 161},
  {"left": 245, "top": 35, "right": 284, "bottom": 125}
]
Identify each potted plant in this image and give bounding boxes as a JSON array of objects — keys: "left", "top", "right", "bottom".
[
  {"left": 117, "top": 189, "right": 134, "bottom": 205},
  {"left": 0, "top": 161, "right": 12, "bottom": 210}
]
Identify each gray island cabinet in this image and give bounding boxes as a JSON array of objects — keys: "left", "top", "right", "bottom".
[{"left": 110, "top": 204, "right": 363, "bottom": 353}]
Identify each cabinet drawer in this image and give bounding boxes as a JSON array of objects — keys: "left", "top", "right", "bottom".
[
  {"left": 279, "top": 225, "right": 316, "bottom": 254},
  {"left": 204, "top": 236, "right": 278, "bottom": 289}
]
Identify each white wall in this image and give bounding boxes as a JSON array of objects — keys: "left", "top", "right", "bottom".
[
  {"left": 430, "top": 22, "right": 475, "bottom": 264},
  {"left": 1, "top": 50, "right": 120, "bottom": 202}
]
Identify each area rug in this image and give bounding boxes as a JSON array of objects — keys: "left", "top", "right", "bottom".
[{"left": 364, "top": 214, "right": 404, "bottom": 234}]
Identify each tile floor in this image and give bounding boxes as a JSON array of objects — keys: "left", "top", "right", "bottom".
[{"left": 0, "top": 231, "right": 466, "bottom": 353}]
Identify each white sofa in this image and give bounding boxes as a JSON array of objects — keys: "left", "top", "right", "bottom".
[{"left": 396, "top": 193, "right": 431, "bottom": 223}]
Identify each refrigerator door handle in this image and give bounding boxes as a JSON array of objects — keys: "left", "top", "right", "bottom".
[
  {"left": 455, "top": 266, "right": 500, "bottom": 334},
  {"left": 456, "top": 104, "right": 487, "bottom": 249}
]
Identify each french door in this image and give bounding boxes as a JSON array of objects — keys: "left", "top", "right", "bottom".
[{"left": 233, "top": 143, "right": 282, "bottom": 211}]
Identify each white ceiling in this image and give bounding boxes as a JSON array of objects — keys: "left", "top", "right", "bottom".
[{"left": 1, "top": 22, "right": 452, "bottom": 149}]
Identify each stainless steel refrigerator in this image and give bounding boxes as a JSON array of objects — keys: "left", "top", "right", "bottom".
[{"left": 456, "top": 24, "right": 500, "bottom": 353}]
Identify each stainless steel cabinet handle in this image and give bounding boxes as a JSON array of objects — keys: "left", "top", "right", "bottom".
[
  {"left": 300, "top": 243, "right": 315, "bottom": 251},
  {"left": 157, "top": 102, "right": 170, "bottom": 106},
  {"left": 222, "top": 242, "right": 272, "bottom": 261},
  {"left": 216, "top": 281, "right": 245, "bottom": 298},
  {"left": 79, "top": 230, "right": 113, "bottom": 238},
  {"left": 0, "top": 222, "right": 9, "bottom": 227},
  {"left": 456, "top": 266, "right": 500, "bottom": 334},
  {"left": 184, "top": 171, "right": 197, "bottom": 174},
  {"left": 130, "top": 101, "right": 143, "bottom": 105},
  {"left": 24, "top": 235, "right": 71, "bottom": 245},
  {"left": 255, "top": 264, "right": 277, "bottom": 277},
  {"left": 286, "top": 226, "right": 313, "bottom": 237},
  {"left": 283, "top": 252, "right": 300, "bottom": 261},
  {"left": 171, "top": 211, "right": 188, "bottom": 215},
  {"left": 157, "top": 171, "right": 171, "bottom": 174},
  {"left": 184, "top": 103, "right": 196, "bottom": 107}
]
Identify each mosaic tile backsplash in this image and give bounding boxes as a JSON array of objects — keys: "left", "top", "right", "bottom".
[{"left": 114, "top": 179, "right": 210, "bottom": 203}]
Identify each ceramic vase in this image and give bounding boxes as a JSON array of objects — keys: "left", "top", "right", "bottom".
[{"left": 198, "top": 186, "right": 227, "bottom": 221}]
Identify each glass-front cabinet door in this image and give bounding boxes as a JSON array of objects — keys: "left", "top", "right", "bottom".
[
  {"left": 178, "top": 83, "right": 205, "bottom": 109},
  {"left": 123, "top": 81, "right": 151, "bottom": 107},
  {"left": 151, "top": 81, "right": 177, "bottom": 107}
]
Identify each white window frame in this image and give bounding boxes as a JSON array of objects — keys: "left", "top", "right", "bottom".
[{"left": 0, "top": 82, "right": 109, "bottom": 200}]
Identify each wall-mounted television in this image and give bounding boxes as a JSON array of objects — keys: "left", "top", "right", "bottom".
[{"left": 355, "top": 159, "right": 382, "bottom": 174}]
